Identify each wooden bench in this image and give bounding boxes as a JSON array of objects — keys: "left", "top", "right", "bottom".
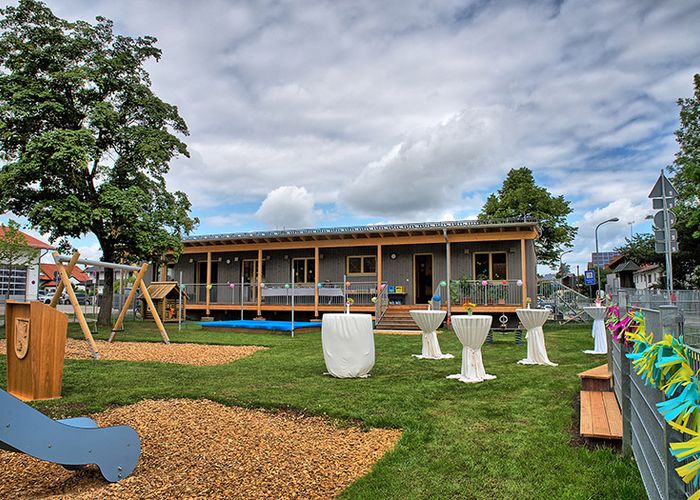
[
  {"left": 580, "top": 390, "right": 622, "bottom": 440},
  {"left": 577, "top": 364, "right": 611, "bottom": 392}
]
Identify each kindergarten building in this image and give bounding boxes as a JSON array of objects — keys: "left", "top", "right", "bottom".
[{"left": 161, "top": 218, "right": 540, "bottom": 325}]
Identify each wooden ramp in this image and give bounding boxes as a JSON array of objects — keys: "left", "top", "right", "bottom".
[
  {"left": 580, "top": 390, "right": 622, "bottom": 440},
  {"left": 577, "top": 364, "right": 612, "bottom": 392}
]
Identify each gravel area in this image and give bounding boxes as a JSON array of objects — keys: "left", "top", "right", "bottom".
[
  {"left": 0, "top": 339, "right": 266, "bottom": 366},
  {"left": 0, "top": 399, "right": 401, "bottom": 499}
]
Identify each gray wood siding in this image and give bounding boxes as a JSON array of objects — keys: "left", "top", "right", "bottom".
[{"left": 169, "top": 239, "right": 538, "bottom": 303}]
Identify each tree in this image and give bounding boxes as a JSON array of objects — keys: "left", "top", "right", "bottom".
[
  {"left": 0, "top": 0, "right": 198, "bottom": 324},
  {"left": 479, "top": 167, "right": 577, "bottom": 267},
  {"left": 614, "top": 233, "right": 662, "bottom": 267},
  {"left": 669, "top": 73, "right": 700, "bottom": 288},
  {"left": 0, "top": 220, "right": 40, "bottom": 300}
]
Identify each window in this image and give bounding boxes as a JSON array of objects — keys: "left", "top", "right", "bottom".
[
  {"left": 472, "top": 252, "right": 508, "bottom": 280},
  {"left": 346, "top": 255, "right": 377, "bottom": 275},
  {"left": 292, "top": 258, "right": 315, "bottom": 283}
]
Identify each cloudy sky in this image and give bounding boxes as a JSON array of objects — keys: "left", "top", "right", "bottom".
[{"left": 5, "top": 0, "right": 700, "bottom": 273}]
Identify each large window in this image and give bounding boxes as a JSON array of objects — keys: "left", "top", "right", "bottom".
[
  {"left": 292, "top": 258, "right": 315, "bottom": 283},
  {"left": 473, "top": 252, "right": 508, "bottom": 280},
  {"left": 346, "top": 255, "right": 377, "bottom": 275}
]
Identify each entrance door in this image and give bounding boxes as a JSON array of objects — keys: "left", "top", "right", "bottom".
[
  {"left": 241, "top": 259, "right": 260, "bottom": 303},
  {"left": 414, "top": 254, "right": 433, "bottom": 304},
  {"left": 195, "top": 261, "right": 218, "bottom": 303}
]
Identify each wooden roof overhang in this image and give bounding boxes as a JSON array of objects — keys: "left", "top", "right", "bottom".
[{"left": 181, "top": 219, "right": 540, "bottom": 254}]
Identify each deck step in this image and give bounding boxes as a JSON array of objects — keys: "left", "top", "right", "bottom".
[
  {"left": 376, "top": 306, "right": 426, "bottom": 331},
  {"left": 580, "top": 390, "right": 622, "bottom": 440},
  {"left": 578, "top": 364, "right": 611, "bottom": 392}
]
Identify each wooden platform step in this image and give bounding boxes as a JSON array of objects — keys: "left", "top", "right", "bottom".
[
  {"left": 580, "top": 390, "right": 622, "bottom": 440},
  {"left": 578, "top": 364, "right": 612, "bottom": 392}
]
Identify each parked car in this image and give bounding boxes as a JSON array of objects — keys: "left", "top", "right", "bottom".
[
  {"left": 36, "top": 292, "right": 51, "bottom": 304},
  {"left": 72, "top": 292, "right": 93, "bottom": 305}
]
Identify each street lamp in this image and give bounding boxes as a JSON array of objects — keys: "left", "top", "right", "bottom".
[
  {"left": 595, "top": 218, "right": 619, "bottom": 296},
  {"left": 559, "top": 249, "right": 573, "bottom": 279}
]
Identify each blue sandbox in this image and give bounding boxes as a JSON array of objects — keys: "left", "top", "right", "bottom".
[{"left": 200, "top": 320, "right": 320, "bottom": 332}]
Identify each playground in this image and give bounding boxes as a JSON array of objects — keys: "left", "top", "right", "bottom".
[{"left": 0, "top": 320, "right": 645, "bottom": 498}]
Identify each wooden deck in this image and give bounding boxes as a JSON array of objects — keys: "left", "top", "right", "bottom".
[
  {"left": 185, "top": 303, "right": 522, "bottom": 314},
  {"left": 580, "top": 390, "right": 622, "bottom": 440}
]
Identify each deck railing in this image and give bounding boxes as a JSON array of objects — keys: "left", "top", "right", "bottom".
[
  {"left": 183, "top": 281, "right": 382, "bottom": 306},
  {"left": 449, "top": 279, "right": 522, "bottom": 306}
]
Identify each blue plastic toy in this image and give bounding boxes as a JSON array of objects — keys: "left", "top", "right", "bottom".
[{"left": 0, "top": 388, "right": 140, "bottom": 482}]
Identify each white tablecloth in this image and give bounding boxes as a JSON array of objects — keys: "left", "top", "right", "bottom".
[
  {"left": 583, "top": 306, "right": 608, "bottom": 355},
  {"left": 516, "top": 309, "right": 557, "bottom": 367},
  {"left": 409, "top": 310, "right": 453, "bottom": 360},
  {"left": 447, "top": 315, "right": 495, "bottom": 383},
  {"left": 321, "top": 314, "right": 375, "bottom": 378}
]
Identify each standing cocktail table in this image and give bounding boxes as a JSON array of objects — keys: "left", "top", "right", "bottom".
[
  {"left": 409, "top": 310, "right": 453, "bottom": 360},
  {"left": 321, "top": 313, "right": 375, "bottom": 378},
  {"left": 447, "top": 315, "right": 495, "bottom": 383},
  {"left": 583, "top": 306, "right": 608, "bottom": 354},
  {"left": 516, "top": 308, "right": 557, "bottom": 366}
]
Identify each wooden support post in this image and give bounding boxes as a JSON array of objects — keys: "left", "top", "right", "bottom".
[
  {"left": 314, "top": 245, "right": 319, "bottom": 318},
  {"left": 256, "top": 249, "right": 263, "bottom": 317},
  {"left": 110, "top": 263, "right": 149, "bottom": 342},
  {"left": 139, "top": 279, "right": 170, "bottom": 344},
  {"left": 376, "top": 243, "right": 382, "bottom": 292},
  {"left": 520, "top": 239, "right": 527, "bottom": 307},
  {"left": 205, "top": 251, "right": 212, "bottom": 316},
  {"left": 52, "top": 252, "right": 100, "bottom": 359},
  {"left": 160, "top": 263, "right": 167, "bottom": 281},
  {"left": 49, "top": 251, "right": 79, "bottom": 308}
]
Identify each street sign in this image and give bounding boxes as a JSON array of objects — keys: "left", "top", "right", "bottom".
[
  {"left": 655, "top": 229, "right": 677, "bottom": 242},
  {"left": 653, "top": 210, "right": 677, "bottom": 229},
  {"left": 656, "top": 241, "right": 678, "bottom": 253},
  {"left": 649, "top": 173, "right": 679, "bottom": 199},
  {"left": 653, "top": 197, "right": 676, "bottom": 209},
  {"left": 584, "top": 270, "right": 595, "bottom": 285}
]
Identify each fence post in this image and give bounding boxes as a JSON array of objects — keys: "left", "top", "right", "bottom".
[{"left": 620, "top": 326, "right": 632, "bottom": 457}]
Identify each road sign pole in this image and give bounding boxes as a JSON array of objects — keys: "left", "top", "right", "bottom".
[{"left": 661, "top": 170, "right": 674, "bottom": 296}]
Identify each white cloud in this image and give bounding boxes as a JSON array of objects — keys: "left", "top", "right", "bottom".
[
  {"left": 17, "top": 0, "right": 700, "bottom": 241},
  {"left": 255, "top": 186, "right": 316, "bottom": 229}
]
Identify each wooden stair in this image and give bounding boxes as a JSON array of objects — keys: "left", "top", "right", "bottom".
[
  {"left": 375, "top": 305, "right": 428, "bottom": 331},
  {"left": 578, "top": 364, "right": 621, "bottom": 440},
  {"left": 577, "top": 364, "right": 612, "bottom": 392}
]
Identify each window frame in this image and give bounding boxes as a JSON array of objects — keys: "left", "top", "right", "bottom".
[
  {"left": 472, "top": 251, "right": 509, "bottom": 280},
  {"left": 291, "top": 257, "right": 315, "bottom": 283},
  {"left": 346, "top": 255, "right": 377, "bottom": 276}
]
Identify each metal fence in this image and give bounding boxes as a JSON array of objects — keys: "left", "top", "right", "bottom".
[
  {"left": 610, "top": 305, "right": 693, "bottom": 499},
  {"left": 449, "top": 279, "right": 522, "bottom": 306},
  {"left": 616, "top": 288, "right": 700, "bottom": 345}
]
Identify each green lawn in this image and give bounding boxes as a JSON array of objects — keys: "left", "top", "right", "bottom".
[{"left": 0, "top": 321, "right": 643, "bottom": 499}]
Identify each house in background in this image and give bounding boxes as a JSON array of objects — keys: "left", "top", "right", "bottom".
[
  {"left": 606, "top": 255, "right": 640, "bottom": 290},
  {"left": 39, "top": 263, "right": 91, "bottom": 292},
  {"left": 0, "top": 227, "right": 53, "bottom": 301},
  {"left": 634, "top": 264, "right": 663, "bottom": 290},
  {"left": 159, "top": 218, "right": 540, "bottom": 325}
]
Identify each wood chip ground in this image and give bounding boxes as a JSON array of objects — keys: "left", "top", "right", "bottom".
[
  {"left": 0, "top": 339, "right": 266, "bottom": 366},
  {"left": 0, "top": 399, "right": 401, "bottom": 499}
]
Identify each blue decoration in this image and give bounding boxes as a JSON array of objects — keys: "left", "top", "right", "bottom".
[{"left": 432, "top": 294, "right": 441, "bottom": 302}]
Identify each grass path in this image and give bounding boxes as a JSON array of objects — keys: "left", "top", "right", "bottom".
[{"left": 0, "top": 322, "right": 643, "bottom": 499}]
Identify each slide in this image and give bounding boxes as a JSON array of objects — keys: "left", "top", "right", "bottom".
[{"left": 0, "top": 388, "right": 140, "bottom": 482}]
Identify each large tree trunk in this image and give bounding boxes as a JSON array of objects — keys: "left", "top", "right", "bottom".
[{"left": 97, "top": 245, "right": 115, "bottom": 326}]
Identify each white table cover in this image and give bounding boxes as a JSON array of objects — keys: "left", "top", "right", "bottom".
[
  {"left": 516, "top": 308, "right": 557, "bottom": 367},
  {"left": 447, "top": 315, "right": 495, "bottom": 383},
  {"left": 321, "top": 313, "right": 375, "bottom": 378},
  {"left": 409, "top": 310, "right": 453, "bottom": 360},
  {"left": 583, "top": 306, "right": 608, "bottom": 355}
]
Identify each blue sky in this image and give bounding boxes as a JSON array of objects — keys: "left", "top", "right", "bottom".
[{"left": 3, "top": 0, "right": 700, "bottom": 273}]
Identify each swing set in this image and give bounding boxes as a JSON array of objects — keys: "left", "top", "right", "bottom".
[{"left": 49, "top": 251, "right": 169, "bottom": 359}]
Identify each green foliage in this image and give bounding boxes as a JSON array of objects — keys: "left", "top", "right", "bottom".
[
  {"left": 0, "top": 0, "right": 198, "bottom": 320},
  {"left": 479, "top": 167, "right": 577, "bottom": 267},
  {"left": 0, "top": 220, "right": 40, "bottom": 299},
  {"left": 615, "top": 233, "right": 662, "bottom": 267},
  {"left": 0, "top": 321, "right": 644, "bottom": 498},
  {"left": 669, "top": 74, "right": 700, "bottom": 288}
]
